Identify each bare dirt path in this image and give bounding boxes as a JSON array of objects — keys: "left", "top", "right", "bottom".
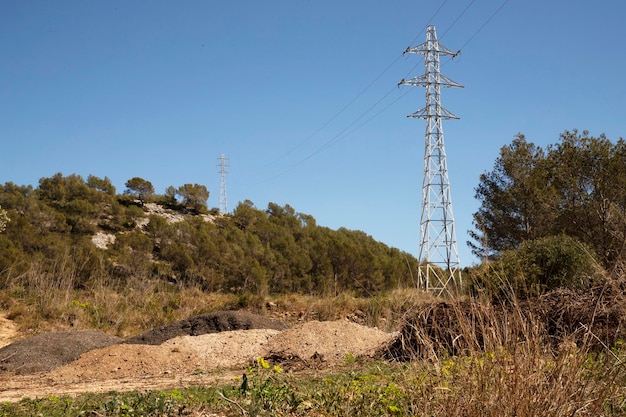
[{"left": 0, "top": 371, "right": 241, "bottom": 403}]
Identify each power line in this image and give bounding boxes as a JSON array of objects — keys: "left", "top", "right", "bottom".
[
  {"left": 304, "top": 87, "right": 398, "bottom": 159},
  {"left": 407, "top": 0, "right": 450, "bottom": 46},
  {"left": 442, "top": 0, "right": 513, "bottom": 65},
  {"left": 264, "top": 57, "right": 400, "bottom": 168},
  {"left": 255, "top": 0, "right": 510, "bottom": 184},
  {"left": 336, "top": 88, "right": 413, "bottom": 144},
  {"left": 254, "top": 87, "right": 413, "bottom": 185},
  {"left": 264, "top": 2, "right": 451, "bottom": 169},
  {"left": 253, "top": 87, "right": 402, "bottom": 184},
  {"left": 302, "top": 0, "right": 483, "bottom": 163},
  {"left": 440, "top": 0, "right": 477, "bottom": 40},
  {"left": 303, "top": 0, "right": 510, "bottom": 163},
  {"left": 459, "top": 0, "right": 512, "bottom": 51}
]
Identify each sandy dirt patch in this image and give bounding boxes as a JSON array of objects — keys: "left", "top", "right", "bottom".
[
  {"left": 50, "top": 329, "right": 281, "bottom": 381},
  {"left": 0, "top": 313, "right": 18, "bottom": 349},
  {"left": 264, "top": 320, "right": 393, "bottom": 367},
  {"left": 0, "top": 317, "right": 392, "bottom": 402}
]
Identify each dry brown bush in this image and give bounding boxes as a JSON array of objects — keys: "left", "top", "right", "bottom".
[{"left": 386, "top": 284, "right": 626, "bottom": 361}]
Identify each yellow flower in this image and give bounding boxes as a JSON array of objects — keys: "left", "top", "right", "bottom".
[{"left": 257, "top": 357, "right": 270, "bottom": 369}]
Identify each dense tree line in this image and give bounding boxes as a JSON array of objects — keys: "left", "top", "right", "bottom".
[
  {"left": 470, "top": 130, "right": 626, "bottom": 274},
  {"left": 0, "top": 173, "right": 419, "bottom": 296}
]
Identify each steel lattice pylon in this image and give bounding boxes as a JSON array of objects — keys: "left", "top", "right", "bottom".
[
  {"left": 217, "top": 154, "right": 229, "bottom": 214},
  {"left": 399, "top": 25, "right": 463, "bottom": 296}
]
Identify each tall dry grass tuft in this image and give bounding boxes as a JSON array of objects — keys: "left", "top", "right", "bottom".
[
  {"left": 5, "top": 264, "right": 243, "bottom": 337},
  {"left": 7, "top": 252, "right": 83, "bottom": 329},
  {"left": 263, "top": 289, "right": 436, "bottom": 331},
  {"left": 62, "top": 278, "right": 242, "bottom": 337},
  {"left": 396, "top": 337, "right": 625, "bottom": 416},
  {"left": 362, "top": 288, "right": 440, "bottom": 331},
  {"left": 384, "top": 285, "right": 626, "bottom": 416}
]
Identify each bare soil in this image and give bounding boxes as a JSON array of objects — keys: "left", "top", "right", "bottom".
[
  {"left": 0, "top": 312, "right": 392, "bottom": 402},
  {"left": 0, "top": 313, "right": 18, "bottom": 349}
]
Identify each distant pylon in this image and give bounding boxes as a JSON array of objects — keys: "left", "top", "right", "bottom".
[
  {"left": 399, "top": 25, "right": 463, "bottom": 296},
  {"left": 217, "top": 154, "right": 229, "bottom": 214}
]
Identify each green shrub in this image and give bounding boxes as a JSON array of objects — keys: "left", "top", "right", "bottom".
[{"left": 469, "top": 234, "right": 603, "bottom": 299}]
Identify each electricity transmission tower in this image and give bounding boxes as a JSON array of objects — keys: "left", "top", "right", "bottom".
[
  {"left": 217, "top": 154, "right": 229, "bottom": 214},
  {"left": 399, "top": 25, "right": 463, "bottom": 296}
]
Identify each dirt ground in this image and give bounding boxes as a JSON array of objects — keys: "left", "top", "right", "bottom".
[
  {"left": 0, "top": 313, "right": 18, "bottom": 349},
  {"left": 3, "top": 287, "right": 625, "bottom": 403},
  {"left": 0, "top": 312, "right": 393, "bottom": 402}
]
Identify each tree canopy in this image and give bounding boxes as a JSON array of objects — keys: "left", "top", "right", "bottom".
[
  {"left": 124, "top": 177, "right": 154, "bottom": 204},
  {"left": 0, "top": 174, "right": 418, "bottom": 297},
  {"left": 176, "top": 183, "right": 209, "bottom": 213},
  {"left": 470, "top": 130, "right": 626, "bottom": 272}
]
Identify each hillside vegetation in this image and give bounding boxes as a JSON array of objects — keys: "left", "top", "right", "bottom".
[{"left": 0, "top": 173, "right": 421, "bottom": 335}]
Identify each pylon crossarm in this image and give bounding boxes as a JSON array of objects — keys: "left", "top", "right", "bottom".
[
  {"left": 437, "top": 74, "right": 464, "bottom": 88},
  {"left": 404, "top": 41, "right": 458, "bottom": 57},
  {"left": 400, "top": 74, "right": 463, "bottom": 89},
  {"left": 408, "top": 106, "right": 460, "bottom": 119}
]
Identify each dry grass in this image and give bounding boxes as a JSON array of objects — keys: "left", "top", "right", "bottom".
[
  {"left": 0, "top": 264, "right": 435, "bottom": 337},
  {"left": 1, "top": 256, "right": 241, "bottom": 337},
  {"left": 1, "top": 266, "right": 626, "bottom": 415},
  {"left": 381, "top": 285, "right": 626, "bottom": 416},
  {"left": 259, "top": 288, "right": 437, "bottom": 332},
  {"left": 363, "top": 342, "right": 625, "bottom": 416},
  {"left": 386, "top": 284, "right": 626, "bottom": 361}
]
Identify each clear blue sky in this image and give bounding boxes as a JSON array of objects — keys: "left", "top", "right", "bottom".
[{"left": 2, "top": 1, "right": 625, "bottom": 266}]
